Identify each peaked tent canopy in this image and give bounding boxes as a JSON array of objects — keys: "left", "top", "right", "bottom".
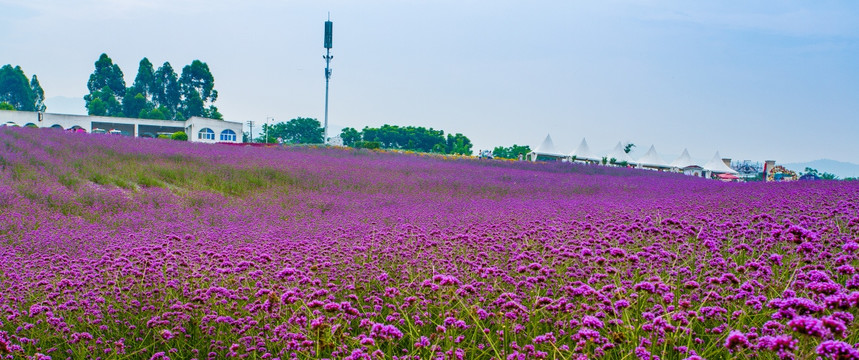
[
  {"left": 605, "top": 142, "right": 635, "bottom": 164},
  {"left": 637, "top": 145, "right": 669, "bottom": 168},
  {"left": 669, "top": 148, "right": 697, "bottom": 169},
  {"left": 570, "top": 138, "right": 601, "bottom": 162},
  {"left": 702, "top": 151, "right": 739, "bottom": 174},
  {"left": 527, "top": 134, "right": 567, "bottom": 161}
]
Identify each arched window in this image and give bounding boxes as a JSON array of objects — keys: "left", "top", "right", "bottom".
[
  {"left": 220, "top": 129, "right": 237, "bottom": 142},
  {"left": 198, "top": 128, "right": 215, "bottom": 140}
]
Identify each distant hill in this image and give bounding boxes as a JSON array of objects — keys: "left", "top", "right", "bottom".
[
  {"left": 45, "top": 96, "right": 86, "bottom": 115},
  {"left": 782, "top": 159, "right": 859, "bottom": 179}
]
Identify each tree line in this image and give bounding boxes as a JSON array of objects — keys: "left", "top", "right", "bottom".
[
  {"left": 339, "top": 125, "right": 473, "bottom": 155},
  {"left": 0, "top": 65, "right": 45, "bottom": 112},
  {"left": 84, "top": 53, "right": 221, "bottom": 120}
]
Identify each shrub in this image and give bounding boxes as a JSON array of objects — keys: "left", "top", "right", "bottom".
[{"left": 171, "top": 131, "right": 188, "bottom": 141}]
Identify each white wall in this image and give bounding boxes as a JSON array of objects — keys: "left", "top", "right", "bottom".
[{"left": 0, "top": 110, "right": 243, "bottom": 143}]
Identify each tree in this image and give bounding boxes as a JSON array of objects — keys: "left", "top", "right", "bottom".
[
  {"left": 282, "top": 117, "right": 324, "bottom": 144},
  {"left": 84, "top": 54, "right": 126, "bottom": 114},
  {"left": 492, "top": 144, "right": 531, "bottom": 159},
  {"left": 624, "top": 143, "right": 636, "bottom": 154},
  {"left": 152, "top": 62, "right": 181, "bottom": 120},
  {"left": 123, "top": 91, "right": 150, "bottom": 119},
  {"left": 179, "top": 60, "right": 219, "bottom": 119},
  {"left": 30, "top": 75, "right": 45, "bottom": 112},
  {"left": 821, "top": 172, "right": 838, "bottom": 180},
  {"left": 140, "top": 106, "right": 168, "bottom": 120},
  {"left": 87, "top": 86, "right": 123, "bottom": 117},
  {"left": 132, "top": 58, "right": 155, "bottom": 101},
  {"left": 446, "top": 133, "right": 473, "bottom": 155},
  {"left": 340, "top": 127, "right": 361, "bottom": 147},
  {"left": 0, "top": 65, "right": 36, "bottom": 111},
  {"left": 0, "top": 102, "right": 14, "bottom": 110}
]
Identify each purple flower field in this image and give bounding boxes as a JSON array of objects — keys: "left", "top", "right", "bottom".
[{"left": 1, "top": 127, "right": 859, "bottom": 359}]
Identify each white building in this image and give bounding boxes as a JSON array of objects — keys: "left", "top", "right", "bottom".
[{"left": 0, "top": 110, "right": 243, "bottom": 143}]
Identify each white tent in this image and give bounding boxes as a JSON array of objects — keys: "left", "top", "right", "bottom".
[
  {"left": 527, "top": 134, "right": 567, "bottom": 161},
  {"left": 637, "top": 145, "right": 669, "bottom": 169},
  {"left": 702, "top": 151, "right": 739, "bottom": 174},
  {"left": 570, "top": 138, "right": 601, "bottom": 162},
  {"left": 605, "top": 142, "right": 636, "bottom": 165},
  {"left": 669, "top": 148, "right": 697, "bottom": 169}
]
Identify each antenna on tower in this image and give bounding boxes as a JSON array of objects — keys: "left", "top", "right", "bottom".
[{"left": 323, "top": 14, "right": 333, "bottom": 144}]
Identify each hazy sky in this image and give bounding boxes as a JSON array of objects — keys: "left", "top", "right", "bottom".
[{"left": 2, "top": 0, "right": 857, "bottom": 163}]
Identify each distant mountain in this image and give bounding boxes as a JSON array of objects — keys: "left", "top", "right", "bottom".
[
  {"left": 783, "top": 159, "right": 859, "bottom": 179},
  {"left": 45, "top": 96, "right": 86, "bottom": 115}
]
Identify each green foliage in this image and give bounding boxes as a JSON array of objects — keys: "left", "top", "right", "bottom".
[
  {"left": 84, "top": 54, "right": 126, "bottom": 114},
  {"left": 446, "top": 133, "right": 473, "bottom": 155},
  {"left": 338, "top": 124, "right": 473, "bottom": 155},
  {"left": 171, "top": 131, "right": 188, "bottom": 141},
  {"left": 802, "top": 167, "right": 838, "bottom": 180},
  {"left": 0, "top": 65, "right": 37, "bottom": 111},
  {"left": 340, "top": 127, "right": 361, "bottom": 147},
  {"left": 140, "top": 106, "right": 169, "bottom": 120},
  {"left": 623, "top": 143, "right": 635, "bottom": 154},
  {"left": 0, "top": 102, "right": 13, "bottom": 110},
  {"left": 354, "top": 140, "right": 381, "bottom": 149},
  {"left": 86, "top": 86, "right": 123, "bottom": 117},
  {"left": 30, "top": 75, "right": 45, "bottom": 112},
  {"left": 269, "top": 117, "right": 324, "bottom": 144},
  {"left": 153, "top": 62, "right": 181, "bottom": 119},
  {"left": 132, "top": 58, "right": 155, "bottom": 100},
  {"left": 492, "top": 144, "right": 531, "bottom": 159},
  {"left": 123, "top": 91, "right": 150, "bottom": 119},
  {"left": 362, "top": 124, "right": 447, "bottom": 152},
  {"left": 179, "top": 60, "right": 219, "bottom": 120},
  {"left": 80, "top": 55, "right": 220, "bottom": 121}
]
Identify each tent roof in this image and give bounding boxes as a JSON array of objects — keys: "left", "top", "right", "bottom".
[
  {"left": 702, "top": 151, "right": 739, "bottom": 174},
  {"left": 669, "top": 148, "right": 697, "bottom": 168},
  {"left": 637, "top": 145, "right": 669, "bottom": 168},
  {"left": 531, "top": 134, "right": 566, "bottom": 157},
  {"left": 570, "top": 138, "right": 600, "bottom": 161},
  {"left": 605, "top": 142, "right": 635, "bottom": 164}
]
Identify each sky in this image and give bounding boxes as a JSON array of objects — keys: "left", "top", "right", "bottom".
[{"left": 1, "top": 0, "right": 857, "bottom": 164}]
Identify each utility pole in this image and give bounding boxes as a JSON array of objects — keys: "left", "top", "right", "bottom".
[
  {"left": 247, "top": 120, "right": 254, "bottom": 143},
  {"left": 265, "top": 116, "right": 275, "bottom": 143},
  {"left": 323, "top": 14, "right": 333, "bottom": 144}
]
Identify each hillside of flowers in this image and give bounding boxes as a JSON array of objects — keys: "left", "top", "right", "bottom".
[{"left": 1, "top": 127, "right": 859, "bottom": 359}]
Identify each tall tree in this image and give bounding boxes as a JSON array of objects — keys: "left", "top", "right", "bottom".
[
  {"left": 152, "top": 62, "right": 181, "bottom": 120},
  {"left": 179, "top": 60, "right": 218, "bottom": 119},
  {"left": 0, "top": 65, "right": 36, "bottom": 111},
  {"left": 30, "top": 75, "right": 46, "bottom": 112},
  {"left": 132, "top": 58, "right": 155, "bottom": 100},
  {"left": 84, "top": 54, "right": 126, "bottom": 110}
]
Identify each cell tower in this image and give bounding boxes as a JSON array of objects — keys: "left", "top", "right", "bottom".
[{"left": 323, "top": 14, "right": 333, "bottom": 144}]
